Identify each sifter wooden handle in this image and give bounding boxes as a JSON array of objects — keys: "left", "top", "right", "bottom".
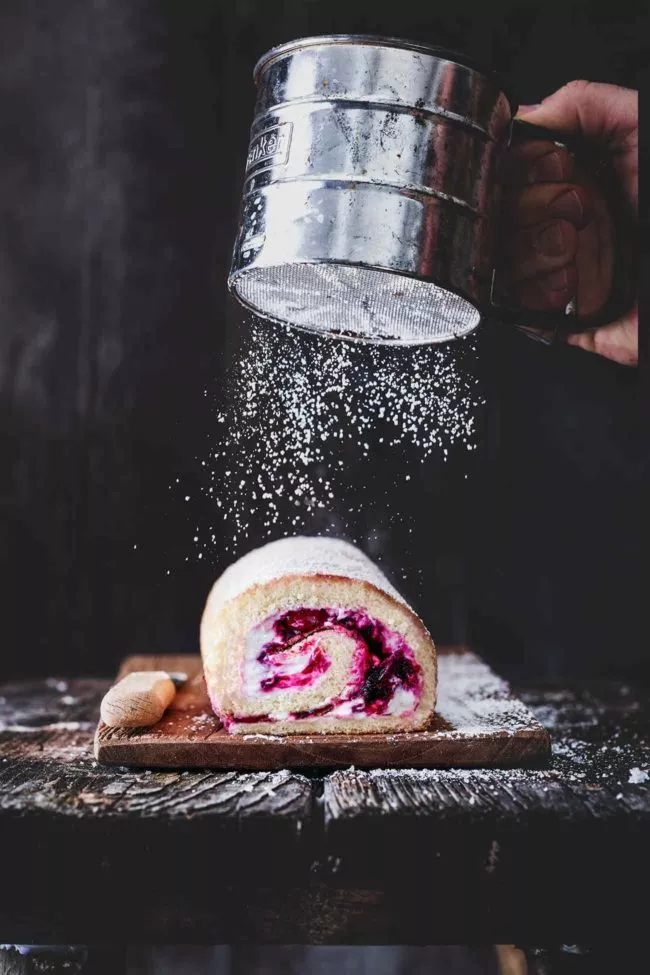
[{"left": 100, "top": 671, "right": 177, "bottom": 728}]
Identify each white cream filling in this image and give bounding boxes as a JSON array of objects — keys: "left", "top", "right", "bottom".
[
  {"left": 328, "top": 686, "right": 416, "bottom": 719},
  {"left": 242, "top": 620, "right": 277, "bottom": 696},
  {"left": 385, "top": 687, "right": 417, "bottom": 716}
]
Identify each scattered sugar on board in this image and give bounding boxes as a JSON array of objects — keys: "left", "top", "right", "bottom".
[
  {"left": 242, "top": 733, "right": 284, "bottom": 741},
  {"left": 190, "top": 713, "right": 215, "bottom": 725},
  {"left": 436, "top": 652, "right": 541, "bottom": 735},
  {"left": 173, "top": 319, "right": 483, "bottom": 565}
]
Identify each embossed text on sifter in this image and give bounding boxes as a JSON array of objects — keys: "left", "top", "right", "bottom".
[{"left": 228, "top": 35, "right": 631, "bottom": 346}]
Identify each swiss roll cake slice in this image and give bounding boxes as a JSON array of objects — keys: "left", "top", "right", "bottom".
[{"left": 200, "top": 536, "right": 437, "bottom": 735}]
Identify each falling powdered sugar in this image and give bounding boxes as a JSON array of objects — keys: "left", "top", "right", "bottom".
[{"left": 179, "top": 320, "right": 484, "bottom": 562}]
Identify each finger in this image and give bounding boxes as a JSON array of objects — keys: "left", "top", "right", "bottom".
[
  {"left": 504, "top": 182, "right": 591, "bottom": 230},
  {"left": 566, "top": 306, "right": 638, "bottom": 366},
  {"left": 515, "top": 265, "right": 578, "bottom": 311},
  {"left": 504, "top": 139, "right": 575, "bottom": 186},
  {"left": 517, "top": 82, "right": 638, "bottom": 206},
  {"left": 517, "top": 308, "right": 638, "bottom": 367},
  {"left": 509, "top": 219, "right": 578, "bottom": 281},
  {"left": 518, "top": 81, "right": 637, "bottom": 142}
]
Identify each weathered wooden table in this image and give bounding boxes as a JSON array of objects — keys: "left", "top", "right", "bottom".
[{"left": 1, "top": 653, "right": 648, "bottom": 973}]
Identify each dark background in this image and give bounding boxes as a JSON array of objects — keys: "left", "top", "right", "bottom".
[{"left": 0, "top": 0, "right": 645, "bottom": 682}]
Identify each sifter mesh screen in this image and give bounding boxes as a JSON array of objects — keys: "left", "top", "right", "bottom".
[{"left": 232, "top": 263, "right": 481, "bottom": 345}]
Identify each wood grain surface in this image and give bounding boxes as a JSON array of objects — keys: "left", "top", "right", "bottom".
[
  {"left": 93, "top": 648, "right": 550, "bottom": 769},
  {"left": 1, "top": 664, "right": 648, "bottom": 943}
]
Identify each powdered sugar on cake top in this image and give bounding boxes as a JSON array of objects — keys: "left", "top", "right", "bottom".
[{"left": 207, "top": 536, "right": 409, "bottom": 616}]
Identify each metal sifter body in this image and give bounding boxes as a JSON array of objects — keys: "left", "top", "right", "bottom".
[
  {"left": 229, "top": 35, "right": 630, "bottom": 345},
  {"left": 229, "top": 35, "right": 510, "bottom": 345}
]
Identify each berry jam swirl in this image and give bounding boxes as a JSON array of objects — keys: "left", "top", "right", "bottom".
[
  {"left": 228, "top": 606, "right": 422, "bottom": 725},
  {"left": 257, "top": 636, "right": 331, "bottom": 692}
]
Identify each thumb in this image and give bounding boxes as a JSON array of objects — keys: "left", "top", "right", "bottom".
[
  {"left": 518, "top": 80, "right": 635, "bottom": 140},
  {"left": 565, "top": 306, "right": 638, "bottom": 367}
]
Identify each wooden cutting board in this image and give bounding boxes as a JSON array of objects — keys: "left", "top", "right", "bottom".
[{"left": 94, "top": 648, "right": 550, "bottom": 770}]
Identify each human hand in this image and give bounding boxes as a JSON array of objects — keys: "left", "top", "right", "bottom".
[{"left": 503, "top": 81, "right": 638, "bottom": 366}]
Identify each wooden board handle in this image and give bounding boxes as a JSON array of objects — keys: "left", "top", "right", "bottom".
[{"left": 100, "top": 671, "right": 177, "bottom": 728}]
